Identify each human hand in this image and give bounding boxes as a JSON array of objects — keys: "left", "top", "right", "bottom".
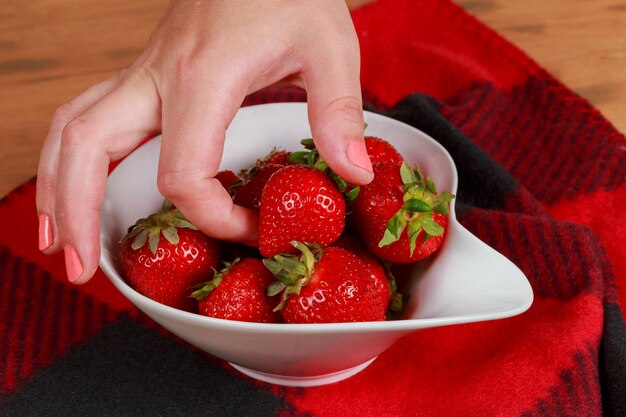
[{"left": 36, "top": 0, "right": 373, "bottom": 284}]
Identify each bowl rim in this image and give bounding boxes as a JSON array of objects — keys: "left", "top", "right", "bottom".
[{"left": 100, "top": 102, "right": 533, "bottom": 334}]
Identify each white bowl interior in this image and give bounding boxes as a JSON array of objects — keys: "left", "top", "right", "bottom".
[{"left": 99, "top": 102, "right": 533, "bottom": 385}]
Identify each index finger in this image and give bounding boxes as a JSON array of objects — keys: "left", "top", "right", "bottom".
[{"left": 157, "top": 66, "right": 258, "bottom": 241}]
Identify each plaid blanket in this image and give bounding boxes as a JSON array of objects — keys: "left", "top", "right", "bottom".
[{"left": 1, "top": 0, "right": 625, "bottom": 415}]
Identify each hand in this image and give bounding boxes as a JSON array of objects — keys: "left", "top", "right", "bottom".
[{"left": 36, "top": 0, "right": 374, "bottom": 285}]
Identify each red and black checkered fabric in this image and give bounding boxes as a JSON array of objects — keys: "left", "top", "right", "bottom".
[{"left": 1, "top": 0, "right": 625, "bottom": 416}]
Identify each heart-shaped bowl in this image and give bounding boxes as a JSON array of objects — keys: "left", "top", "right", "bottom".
[{"left": 99, "top": 102, "right": 533, "bottom": 387}]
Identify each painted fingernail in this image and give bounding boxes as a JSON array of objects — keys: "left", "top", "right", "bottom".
[
  {"left": 63, "top": 244, "right": 84, "bottom": 283},
  {"left": 38, "top": 214, "right": 53, "bottom": 251},
  {"left": 347, "top": 141, "right": 373, "bottom": 174}
]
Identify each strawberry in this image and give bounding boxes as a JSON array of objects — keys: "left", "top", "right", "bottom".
[
  {"left": 258, "top": 165, "right": 346, "bottom": 257},
  {"left": 231, "top": 164, "right": 283, "bottom": 211},
  {"left": 119, "top": 200, "right": 222, "bottom": 311},
  {"left": 265, "top": 242, "right": 389, "bottom": 323},
  {"left": 352, "top": 161, "right": 454, "bottom": 263},
  {"left": 215, "top": 170, "right": 240, "bottom": 191},
  {"left": 288, "top": 139, "right": 360, "bottom": 203},
  {"left": 257, "top": 147, "right": 291, "bottom": 167},
  {"left": 364, "top": 136, "right": 404, "bottom": 164},
  {"left": 334, "top": 235, "right": 405, "bottom": 316},
  {"left": 334, "top": 234, "right": 384, "bottom": 276},
  {"left": 191, "top": 258, "right": 281, "bottom": 323}
]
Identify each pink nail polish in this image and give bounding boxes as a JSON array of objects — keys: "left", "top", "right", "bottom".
[
  {"left": 38, "top": 214, "right": 53, "bottom": 251},
  {"left": 347, "top": 141, "right": 373, "bottom": 174},
  {"left": 63, "top": 244, "right": 84, "bottom": 283}
]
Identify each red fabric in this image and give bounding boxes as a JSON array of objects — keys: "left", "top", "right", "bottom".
[{"left": 1, "top": 0, "right": 624, "bottom": 415}]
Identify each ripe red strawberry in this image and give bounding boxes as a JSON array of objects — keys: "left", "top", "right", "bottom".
[
  {"left": 334, "top": 234, "right": 385, "bottom": 277},
  {"left": 215, "top": 170, "right": 240, "bottom": 191},
  {"left": 334, "top": 235, "right": 404, "bottom": 315},
  {"left": 353, "top": 161, "right": 454, "bottom": 263},
  {"left": 119, "top": 201, "right": 222, "bottom": 311},
  {"left": 287, "top": 138, "right": 361, "bottom": 203},
  {"left": 257, "top": 147, "right": 291, "bottom": 167},
  {"left": 264, "top": 242, "right": 389, "bottom": 323},
  {"left": 258, "top": 165, "right": 346, "bottom": 257},
  {"left": 364, "top": 136, "right": 404, "bottom": 164},
  {"left": 231, "top": 164, "right": 283, "bottom": 211},
  {"left": 191, "top": 258, "right": 281, "bottom": 323}
]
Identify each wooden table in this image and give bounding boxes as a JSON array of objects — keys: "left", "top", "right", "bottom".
[{"left": 1, "top": 0, "right": 625, "bottom": 198}]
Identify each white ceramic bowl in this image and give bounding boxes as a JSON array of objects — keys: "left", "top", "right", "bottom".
[{"left": 99, "top": 102, "right": 533, "bottom": 387}]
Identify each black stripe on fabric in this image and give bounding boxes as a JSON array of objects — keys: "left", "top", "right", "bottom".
[
  {"left": 13, "top": 263, "right": 36, "bottom": 384},
  {"left": 606, "top": 146, "right": 626, "bottom": 188},
  {"left": 548, "top": 387, "right": 566, "bottom": 417},
  {"left": 524, "top": 216, "right": 568, "bottom": 299},
  {"left": 47, "top": 277, "right": 64, "bottom": 358},
  {"left": 574, "top": 345, "right": 598, "bottom": 414},
  {"left": 537, "top": 119, "right": 602, "bottom": 201},
  {"left": 0, "top": 316, "right": 294, "bottom": 417},
  {"left": 507, "top": 104, "right": 565, "bottom": 192},
  {"left": 67, "top": 288, "right": 78, "bottom": 344},
  {"left": 449, "top": 83, "right": 493, "bottom": 128},
  {"left": 461, "top": 90, "right": 508, "bottom": 148},
  {"left": 600, "top": 303, "right": 626, "bottom": 417},
  {"left": 31, "top": 269, "right": 51, "bottom": 370},
  {"left": 499, "top": 77, "right": 545, "bottom": 164},
  {"left": 525, "top": 100, "right": 587, "bottom": 200},
  {"left": 561, "top": 368, "right": 582, "bottom": 413},
  {"left": 382, "top": 93, "right": 519, "bottom": 211},
  {"left": 493, "top": 79, "right": 544, "bottom": 169},
  {"left": 535, "top": 399, "right": 550, "bottom": 417},
  {"left": 563, "top": 222, "right": 603, "bottom": 298},
  {"left": 522, "top": 345, "right": 602, "bottom": 417},
  {"left": 569, "top": 123, "right": 614, "bottom": 198},
  {"left": 531, "top": 106, "right": 593, "bottom": 201},
  {"left": 547, "top": 219, "right": 578, "bottom": 298},
  {"left": 0, "top": 253, "right": 20, "bottom": 391},
  {"left": 558, "top": 122, "right": 607, "bottom": 198},
  {"left": 488, "top": 80, "right": 536, "bottom": 161},
  {"left": 500, "top": 80, "right": 561, "bottom": 174}
]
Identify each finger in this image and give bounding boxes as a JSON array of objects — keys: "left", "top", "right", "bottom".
[
  {"left": 36, "top": 74, "right": 121, "bottom": 254},
  {"left": 303, "top": 32, "right": 373, "bottom": 186},
  {"left": 158, "top": 69, "right": 258, "bottom": 242},
  {"left": 56, "top": 75, "right": 161, "bottom": 284}
]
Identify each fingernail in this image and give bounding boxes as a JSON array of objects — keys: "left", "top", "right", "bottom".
[
  {"left": 38, "top": 214, "right": 53, "bottom": 251},
  {"left": 347, "top": 141, "right": 373, "bottom": 174},
  {"left": 63, "top": 244, "right": 84, "bottom": 283}
]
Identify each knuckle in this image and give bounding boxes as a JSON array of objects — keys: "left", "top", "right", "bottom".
[
  {"left": 156, "top": 170, "right": 188, "bottom": 201},
  {"left": 172, "top": 50, "right": 206, "bottom": 86},
  {"left": 35, "top": 175, "right": 56, "bottom": 210},
  {"left": 52, "top": 103, "right": 76, "bottom": 127},
  {"left": 325, "top": 95, "right": 363, "bottom": 126},
  {"left": 61, "top": 118, "right": 97, "bottom": 148}
]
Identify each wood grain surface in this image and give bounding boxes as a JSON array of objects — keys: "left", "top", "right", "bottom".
[{"left": 1, "top": 0, "right": 624, "bottom": 198}]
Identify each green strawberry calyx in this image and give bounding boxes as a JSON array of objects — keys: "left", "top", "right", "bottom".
[
  {"left": 256, "top": 146, "right": 287, "bottom": 166},
  {"left": 378, "top": 162, "right": 455, "bottom": 255},
  {"left": 263, "top": 241, "right": 323, "bottom": 312},
  {"left": 190, "top": 258, "right": 240, "bottom": 300},
  {"left": 120, "top": 199, "right": 198, "bottom": 255},
  {"left": 287, "top": 139, "right": 360, "bottom": 203}
]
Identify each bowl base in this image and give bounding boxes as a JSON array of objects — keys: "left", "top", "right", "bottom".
[{"left": 229, "top": 357, "right": 378, "bottom": 387}]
